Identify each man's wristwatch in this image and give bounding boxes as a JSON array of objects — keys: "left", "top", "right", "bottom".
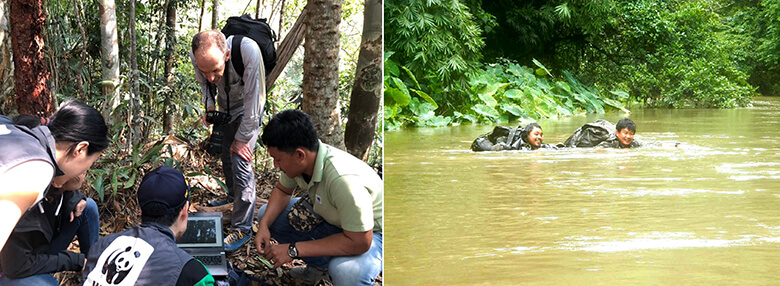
[{"left": 288, "top": 242, "right": 299, "bottom": 259}]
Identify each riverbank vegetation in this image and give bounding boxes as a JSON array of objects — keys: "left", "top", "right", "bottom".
[{"left": 385, "top": 0, "right": 779, "bottom": 129}]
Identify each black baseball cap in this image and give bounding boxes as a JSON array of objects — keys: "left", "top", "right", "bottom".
[{"left": 137, "top": 166, "right": 189, "bottom": 216}]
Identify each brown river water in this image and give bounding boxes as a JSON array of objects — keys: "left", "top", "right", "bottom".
[{"left": 384, "top": 97, "right": 780, "bottom": 285}]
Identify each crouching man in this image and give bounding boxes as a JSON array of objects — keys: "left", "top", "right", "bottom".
[
  {"left": 255, "top": 110, "right": 383, "bottom": 286},
  {"left": 83, "top": 166, "right": 214, "bottom": 286}
]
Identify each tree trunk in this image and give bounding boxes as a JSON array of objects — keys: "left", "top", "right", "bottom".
[
  {"left": 162, "top": 0, "right": 176, "bottom": 134},
  {"left": 198, "top": 0, "right": 205, "bottom": 32},
  {"left": 211, "top": 0, "right": 219, "bottom": 29},
  {"left": 255, "top": 0, "right": 262, "bottom": 19},
  {"left": 71, "top": 0, "right": 86, "bottom": 101},
  {"left": 9, "top": 0, "right": 53, "bottom": 116},
  {"left": 302, "top": 0, "right": 344, "bottom": 150},
  {"left": 0, "top": 0, "right": 15, "bottom": 114},
  {"left": 99, "top": 0, "right": 119, "bottom": 124},
  {"left": 344, "top": 0, "right": 381, "bottom": 161},
  {"left": 266, "top": 3, "right": 308, "bottom": 89},
  {"left": 278, "top": 0, "right": 285, "bottom": 36},
  {"left": 129, "top": 0, "right": 143, "bottom": 146}
]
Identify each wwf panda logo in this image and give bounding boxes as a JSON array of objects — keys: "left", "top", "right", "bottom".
[
  {"left": 102, "top": 246, "right": 141, "bottom": 284},
  {"left": 85, "top": 236, "right": 154, "bottom": 286}
]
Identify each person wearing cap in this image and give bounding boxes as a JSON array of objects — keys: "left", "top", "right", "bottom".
[
  {"left": 254, "top": 110, "right": 383, "bottom": 286},
  {"left": 82, "top": 166, "right": 215, "bottom": 286},
  {"left": 0, "top": 172, "right": 98, "bottom": 285}
]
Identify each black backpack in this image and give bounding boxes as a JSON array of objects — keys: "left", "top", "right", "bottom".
[
  {"left": 563, "top": 119, "right": 615, "bottom": 147},
  {"left": 221, "top": 14, "right": 278, "bottom": 76}
]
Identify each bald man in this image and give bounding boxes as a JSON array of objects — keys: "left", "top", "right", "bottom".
[{"left": 190, "top": 30, "right": 265, "bottom": 252}]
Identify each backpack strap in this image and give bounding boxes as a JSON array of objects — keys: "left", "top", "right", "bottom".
[{"left": 230, "top": 35, "right": 245, "bottom": 79}]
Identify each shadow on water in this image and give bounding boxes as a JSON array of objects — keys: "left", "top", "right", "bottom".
[{"left": 385, "top": 97, "right": 780, "bottom": 285}]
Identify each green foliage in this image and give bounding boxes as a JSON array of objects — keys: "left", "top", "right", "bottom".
[
  {"left": 385, "top": 0, "right": 484, "bottom": 111},
  {"left": 461, "top": 59, "right": 627, "bottom": 123},
  {"left": 88, "top": 136, "right": 168, "bottom": 202},
  {"left": 472, "top": 0, "right": 756, "bottom": 108},
  {"left": 384, "top": 51, "right": 451, "bottom": 129}
]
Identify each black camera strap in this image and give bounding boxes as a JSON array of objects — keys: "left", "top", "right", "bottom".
[{"left": 207, "top": 59, "right": 232, "bottom": 119}]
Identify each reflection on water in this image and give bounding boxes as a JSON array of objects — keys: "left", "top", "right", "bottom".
[{"left": 385, "top": 97, "right": 780, "bottom": 285}]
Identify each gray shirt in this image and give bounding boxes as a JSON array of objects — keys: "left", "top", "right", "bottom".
[{"left": 190, "top": 36, "right": 266, "bottom": 143}]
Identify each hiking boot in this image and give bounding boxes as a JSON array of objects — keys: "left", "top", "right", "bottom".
[
  {"left": 289, "top": 266, "right": 328, "bottom": 285},
  {"left": 209, "top": 196, "right": 234, "bottom": 207},
  {"left": 224, "top": 230, "right": 251, "bottom": 253}
]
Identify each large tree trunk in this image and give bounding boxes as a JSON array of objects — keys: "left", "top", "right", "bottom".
[
  {"left": 344, "top": 0, "right": 382, "bottom": 161},
  {"left": 9, "top": 0, "right": 52, "bottom": 116},
  {"left": 302, "top": 0, "right": 345, "bottom": 150},
  {"left": 129, "top": 0, "right": 143, "bottom": 146},
  {"left": 211, "top": 0, "right": 219, "bottom": 29},
  {"left": 0, "top": 0, "right": 15, "bottom": 115},
  {"left": 162, "top": 0, "right": 176, "bottom": 134},
  {"left": 99, "top": 0, "right": 119, "bottom": 124}
]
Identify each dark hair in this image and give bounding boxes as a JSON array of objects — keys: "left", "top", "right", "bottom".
[
  {"left": 13, "top": 114, "right": 42, "bottom": 129},
  {"left": 191, "top": 30, "right": 227, "bottom": 54},
  {"left": 261, "top": 110, "right": 320, "bottom": 154},
  {"left": 141, "top": 202, "right": 184, "bottom": 226},
  {"left": 48, "top": 100, "right": 109, "bottom": 155},
  {"left": 523, "top": 123, "right": 542, "bottom": 142},
  {"left": 616, "top": 118, "right": 636, "bottom": 133}
]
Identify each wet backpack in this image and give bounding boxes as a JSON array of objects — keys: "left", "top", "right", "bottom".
[
  {"left": 563, "top": 119, "right": 615, "bottom": 147},
  {"left": 221, "top": 14, "right": 278, "bottom": 76},
  {"left": 471, "top": 125, "right": 526, "bottom": 152}
]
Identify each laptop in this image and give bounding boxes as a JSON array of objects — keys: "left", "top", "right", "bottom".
[{"left": 177, "top": 212, "right": 229, "bottom": 276}]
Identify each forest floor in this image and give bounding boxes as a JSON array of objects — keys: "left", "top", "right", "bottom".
[{"left": 56, "top": 136, "right": 381, "bottom": 286}]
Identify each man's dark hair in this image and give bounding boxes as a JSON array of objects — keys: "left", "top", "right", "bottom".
[
  {"left": 523, "top": 122, "right": 542, "bottom": 142},
  {"left": 616, "top": 118, "right": 636, "bottom": 133},
  {"left": 48, "top": 100, "right": 109, "bottom": 155},
  {"left": 261, "top": 110, "right": 319, "bottom": 154},
  {"left": 141, "top": 202, "right": 185, "bottom": 226}
]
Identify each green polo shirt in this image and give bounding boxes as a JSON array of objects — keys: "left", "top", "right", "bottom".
[{"left": 279, "top": 142, "right": 383, "bottom": 234}]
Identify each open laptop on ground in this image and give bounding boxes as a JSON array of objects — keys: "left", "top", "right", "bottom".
[{"left": 177, "top": 212, "right": 229, "bottom": 276}]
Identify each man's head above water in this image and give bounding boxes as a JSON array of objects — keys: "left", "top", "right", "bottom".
[
  {"left": 191, "top": 30, "right": 230, "bottom": 84},
  {"left": 523, "top": 123, "right": 544, "bottom": 149},
  {"left": 616, "top": 118, "right": 637, "bottom": 147}
]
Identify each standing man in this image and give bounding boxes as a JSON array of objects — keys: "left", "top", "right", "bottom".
[
  {"left": 190, "top": 29, "right": 266, "bottom": 252},
  {"left": 83, "top": 166, "right": 214, "bottom": 286},
  {"left": 255, "top": 110, "right": 383, "bottom": 286}
]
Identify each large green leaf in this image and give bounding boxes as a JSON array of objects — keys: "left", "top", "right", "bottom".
[
  {"left": 472, "top": 104, "right": 500, "bottom": 119},
  {"left": 385, "top": 88, "right": 411, "bottom": 106},
  {"left": 477, "top": 83, "right": 502, "bottom": 107},
  {"left": 532, "top": 59, "right": 552, "bottom": 77},
  {"left": 602, "top": 97, "right": 631, "bottom": 114},
  {"left": 412, "top": 89, "right": 438, "bottom": 108},
  {"left": 500, "top": 104, "right": 525, "bottom": 117},
  {"left": 385, "top": 60, "right": 400, "bottom": 77},
  {"left": 504, "top": 89, "right": 523, "bottom": 99}
]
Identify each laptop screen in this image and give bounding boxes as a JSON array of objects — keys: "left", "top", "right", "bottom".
[{"left": 177, "top": 214, "right": 223, "bottom": 248}]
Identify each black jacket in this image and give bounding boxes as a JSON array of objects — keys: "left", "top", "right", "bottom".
[{"left": 0, "top": 190, "right": 87, "bottom": 278}]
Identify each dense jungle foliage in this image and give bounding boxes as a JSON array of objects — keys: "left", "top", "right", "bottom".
[
  {"left": 1, "top": 0, "right": 377, "bottom": 201},
  {"left": 385, "top": 0, "right": 778, "bottom": 129}
]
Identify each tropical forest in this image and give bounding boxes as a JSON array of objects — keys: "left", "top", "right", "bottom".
[
  {"left": 384, "top": 0, "right": 780, "bottom": 128},
  {"left": 1, "top": 0, "right": 381, "bottom": 284}
]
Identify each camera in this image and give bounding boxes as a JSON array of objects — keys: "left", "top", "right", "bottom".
[
  {"left": 205, "top": 111, "right": 230, "bottom": 156},
  {"left": 206, "top": 110, "right": 231, "bottom": 125},
  {"left": 206, "top": 123, "right": 226, "bottom": 156}
]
